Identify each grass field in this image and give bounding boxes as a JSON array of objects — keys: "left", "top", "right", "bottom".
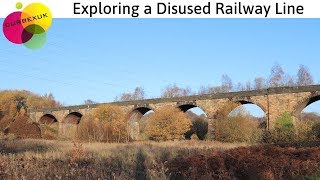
[{"left": 0, "top": 139, "right": 320, "bottom": 179}]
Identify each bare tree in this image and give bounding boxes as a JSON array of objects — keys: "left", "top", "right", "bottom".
[
  {"left": 282, "top": 74, "right": 296, "bottom": 86},
  {"left": 221, "top": 74, "right": 233, "bottom": 92},
  {"left": 254, "top": 77, "right": 266, "bottom": 90},
  {"left": 161, "top": 84, "right": 192, "bottom": 98},
  {"left": 132, "top": 87, "right": 145, "bottom": 100},
  {"left": 297, "top": 65, "right": 314, "bottom": 86},
  {"left": 199, "top": 86, "right": 211, "bottom": 94},
  {"left": 116, "top": 87, "right": 145, "bottom": 101},
  {"left": 245, "top": 81, "right": 252, "bottom": 91},
  {"left": 84, "top": 99, "right": 96, "bottom": 105},
  {"left": 235, "top": 82, "right": 245, "bottom": 91},
  {"left": 269, "top": 63, "right": 284, "bottom": 87}
]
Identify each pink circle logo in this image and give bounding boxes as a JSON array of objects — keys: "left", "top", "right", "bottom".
[{"left": 2, "top": 2, "right": 52, "bottom": 50}]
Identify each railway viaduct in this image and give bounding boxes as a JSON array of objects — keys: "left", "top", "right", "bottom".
[{"left": 29, "top": 85, "right": 320, "bottom": 139}]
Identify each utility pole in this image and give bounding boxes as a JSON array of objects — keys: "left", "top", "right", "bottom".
[{"left": 266, "top": 91, "right": 270, "bottom": 130}]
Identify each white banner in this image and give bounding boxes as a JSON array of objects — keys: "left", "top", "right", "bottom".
[{"left": 1, "top": 0, "right": 320, "bottom": 18}]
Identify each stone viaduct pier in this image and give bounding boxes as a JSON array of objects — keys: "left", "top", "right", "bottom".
[{"left": 29, "top": 85, "right": 320, "bottom": 138}]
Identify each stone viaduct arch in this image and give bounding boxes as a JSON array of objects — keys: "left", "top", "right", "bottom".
[
  {"left": 293, "top": 92, "right": 320, "bottom": 117},
  {"left": 29, "top": 85, "right": 320, "bottom": 138}
]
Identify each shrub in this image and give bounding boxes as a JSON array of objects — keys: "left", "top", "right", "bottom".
[
  {"left": 271, "top": 112, "right": 295, "bottom": 144},
  {"left": 145, "top": 106, "right": 191, "bottom": 141},
  {"left": 295, "top": 120, "right": 316, "bottom": 143},
  {"left": 211, "top": 102, "right": 262, "bottom": 143},
  {"left": 213, "top": 115, "right": 262, "bottom": 143},
  {"left": 312, "top": 122, "right": 320, "bottom": 139}
]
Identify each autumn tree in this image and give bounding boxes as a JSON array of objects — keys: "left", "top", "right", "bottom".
[
  {"left": 77, "top": 104, "right": 129, "bottom": 143},
  {"left": 145, "top": 106, "right": 191, "bottom": 141},
  {"left": 116, "top": 87, "right": 145, "bottom": 101},
  {"left": 92, "top": 104, "right": 128, "bottom": 142},
  {"left": 161, "top": 84, "right": 192, "bottom": 98},
  {"left": 297, "top": 65, "right": 314, "bottom": 86},
  {"left": 77, "top": 113, "right": 104, "bottom": 142}
]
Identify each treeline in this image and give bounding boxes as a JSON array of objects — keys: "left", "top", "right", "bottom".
[{"left": 114, "top": 63, "right": 315, "bottom": 101}]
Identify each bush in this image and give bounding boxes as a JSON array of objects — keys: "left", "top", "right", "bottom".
[
  {"left": 270, "top": 112, "right": 295, "bottom": 144},
  {"left": 145, "top": 106, "right": 191, "bottom": 141},
  {"left": 295, "top": 120, "right": 316, "bottom": 143},
  {"left": 312, "top": 122, "right": 320, "bottom": 139},
  {"left": 268, "top": 113, "right": 318, "bottom": 145},
  {"left": 211, "top": 102, "right": 262, "bottom": 143},
  {"left": 213, "top": 115, "right": 262, "bottom": 143}
]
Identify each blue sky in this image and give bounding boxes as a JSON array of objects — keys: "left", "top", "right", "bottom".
[{"left": 0, "top": 18, "right": 319, "bottom": 114}]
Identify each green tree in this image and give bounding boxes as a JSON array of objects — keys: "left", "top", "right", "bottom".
[{"left": 271, "top": 112, "right": 295, "bottom": 143}]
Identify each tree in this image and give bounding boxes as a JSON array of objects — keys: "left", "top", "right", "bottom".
[
  {"left": 221, "top": 74, "right": 233, "bottom": 92},
  {"left": 297, "top": 65, "right": 314, "bottom": 86},
  {"left": 245, "top": 81, "right": 252, "bottom": 91},
  {"left": 132, "top": 87, "right": 145, "bottom": 100},
  {"left": 116, "top": 86, "right": 145, "bottom": 101},
  {"left": 84, "top": 99, "right": 96, "bottom": 105},
  {"left": 254, "top": 77, "right": 266, "bottom": 90},
  {"left": 145, "top": 106, "right": 191, "bottom": 141},
  {"left": 161, "top": 84, "right": 192, "bottom": 98},
  {"left": 198, "top": 85, "right": 231, "bottom": 94},
  {"left": 269, "top": 63, "right": 284, "bottom": 87},
  {"left": 198, "top": 86, "right": 212, "bottom": 94},
  {"left": 271, "top": 112, "right": 295, "bottom": 143},
  {"left": 77, "top": 113, "right": 105, "bottom": 142},
  {"left": 282, "top": 74, "right": 296, "bottom": 86},
  {"left": 235, "top": 82, "right": 245, "bottom": 92},
  {"left": 92, "top": 104, "right": 128, "bottom": 142}
]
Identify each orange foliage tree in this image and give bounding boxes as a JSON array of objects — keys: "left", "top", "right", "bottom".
[
  {"left": 77, "top": 104, "right": 128, "bottom": 143},
  {"left": 145, "top": 106, "right": 191, "bottom": 141}
]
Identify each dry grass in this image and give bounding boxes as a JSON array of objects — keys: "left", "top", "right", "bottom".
[
  {"left": 0, "top": 139, "right": 319, "bottom": 179},
  {"left": 0, "top": 139, "right": 245, "bottom": 179},
  {"left": 0, "top": 139, "right": 245, "bottom": 159}
]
